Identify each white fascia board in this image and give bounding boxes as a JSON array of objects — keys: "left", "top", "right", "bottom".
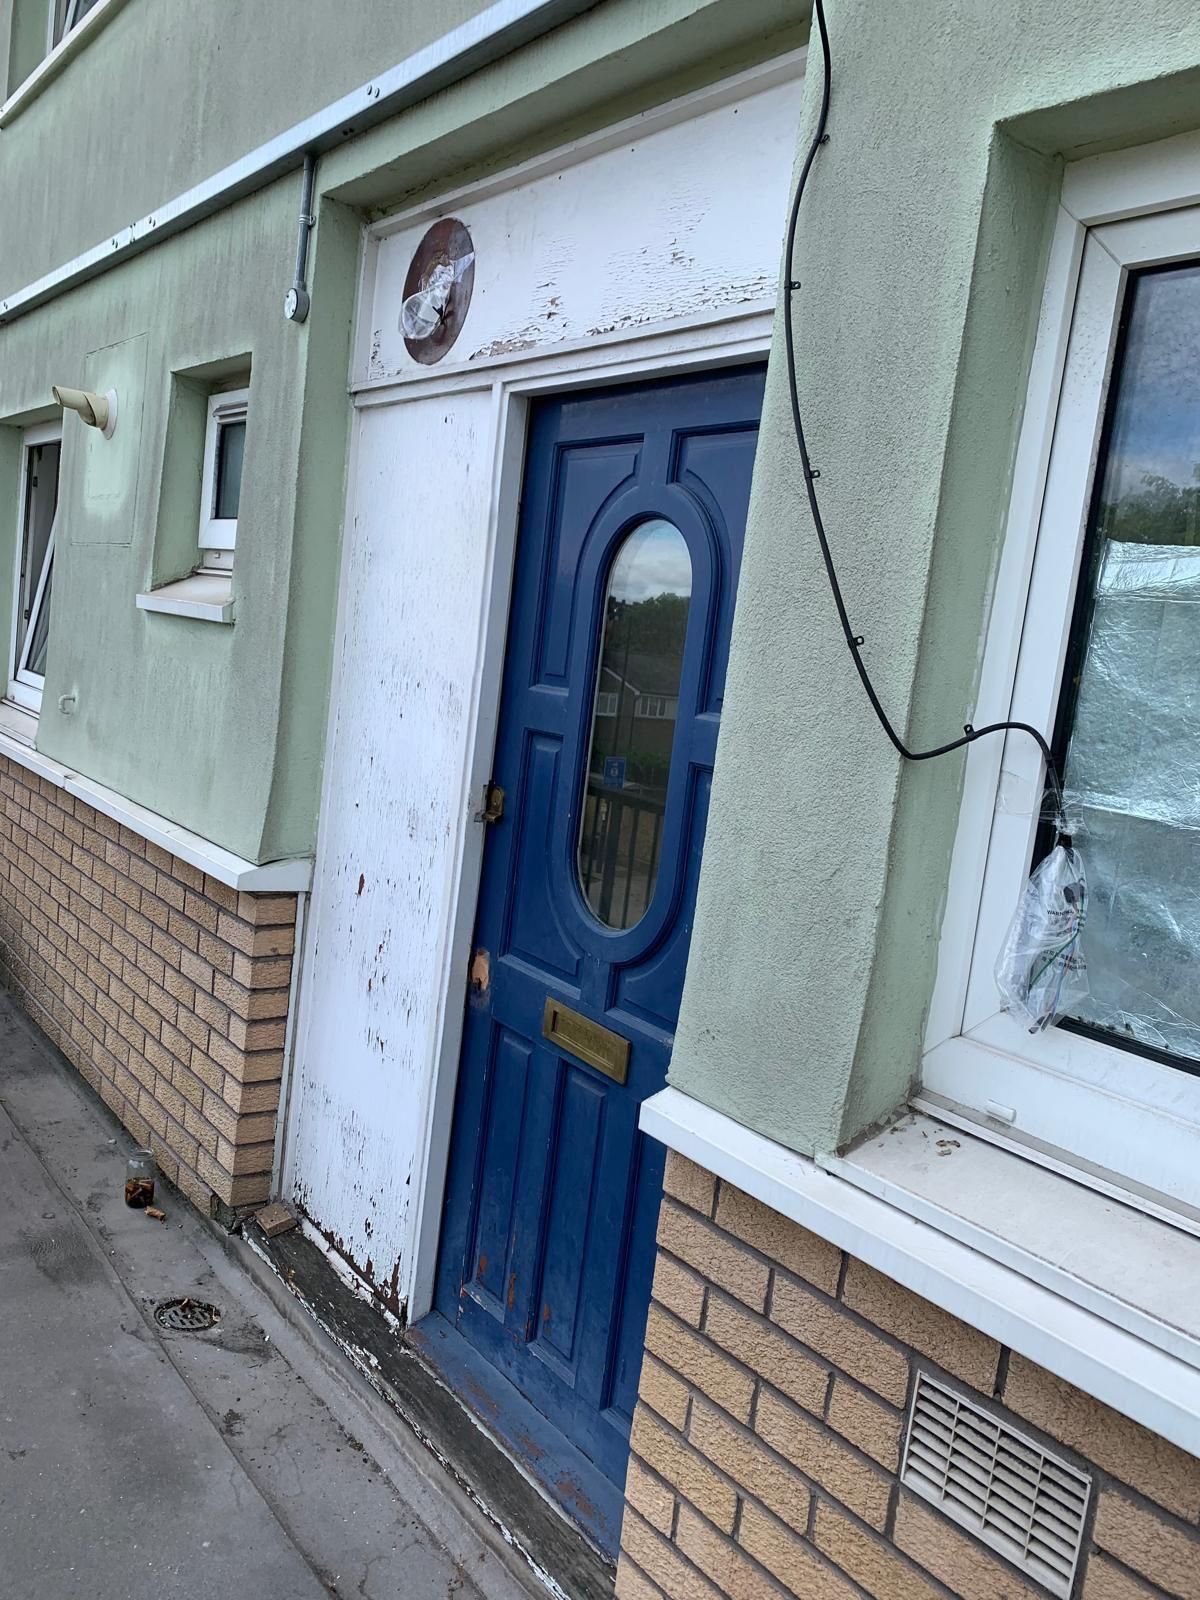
[
  {"left": 0, "top": 0, "right": 596, "bottom": 325},
  {"left": 0, "top": 729, "right": 311, "bottom": 892},
  {"left": 641, "top": 1086, "right": 1200, "bottom": 1459}
]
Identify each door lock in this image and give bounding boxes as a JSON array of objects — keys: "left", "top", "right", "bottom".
[{"left": 479, "top": 781, "right": 505, "bottom": 824}]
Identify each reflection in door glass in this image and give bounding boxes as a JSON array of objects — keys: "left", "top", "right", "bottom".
[{"left": 577, "top": 519, "right": 691, "bottom": 929}]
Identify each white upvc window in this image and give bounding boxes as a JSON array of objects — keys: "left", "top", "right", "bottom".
[
  {"left": 9, "top": 420, "right": 61, "bottom": 712},
  {"left": 595, "top": 691, "right": 619, "bottom": 717},
  {"left": 922, "top": 135, "right": 1200, "bottom": 1228},
  {"left": 197, "top": 388, "right": 248, "bottom": 573},
  {"left": 635, "top": 694, "right": 674, "bottom": 719},
  {"left": 47, "top": 0, "right": 101, "bottom": 50}
]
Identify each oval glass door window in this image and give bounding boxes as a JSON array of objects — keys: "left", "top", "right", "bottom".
[{"left": 577, "top": 519, "right": 692, "bottom": 928}]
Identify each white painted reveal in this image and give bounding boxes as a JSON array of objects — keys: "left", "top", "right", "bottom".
[
  {"left": 284, "top": 389, "right": 497, "bottom": 1303},
  {"left": 283, "top": 60, "right": 801, "bottom": 1318},
  {"left": 359, "top": 64, "right": 802, "bottom": 385}
]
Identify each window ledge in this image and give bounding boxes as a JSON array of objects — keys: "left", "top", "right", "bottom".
[
  {"left": 0, "top": 0, "right": 131, "bottom": 127},
  {"left": 824, "top": 1109, "right": 1200, "bottom": 1369},
  {"left": 641, "top": 1086, "right": 1200, "bottom": 1460},
  {"left": 0, "top": 727, "right": 310, "bottom": 892},
  {"left": 0, "top": 699, "right": 39, "bottom": 748},
  {"left": 136, "top": 572, "right": 234, "bottom": 625}
]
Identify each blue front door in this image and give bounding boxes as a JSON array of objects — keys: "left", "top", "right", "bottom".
[{"left": 430, "top": 366, "right": 764, "bottom": 1540}]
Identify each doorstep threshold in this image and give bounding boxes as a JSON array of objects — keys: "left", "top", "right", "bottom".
[{"left": 243, "top": 1219, "right": 615, "bottom": 1600}]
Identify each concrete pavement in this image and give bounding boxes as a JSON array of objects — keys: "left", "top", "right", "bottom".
[{"left": 0, "top": 991, "right": 541, "bottom": 1600}]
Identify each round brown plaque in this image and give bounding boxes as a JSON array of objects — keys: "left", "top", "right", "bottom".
[{"left": 401, "top": 217, "right": 476, "bottom": 365}]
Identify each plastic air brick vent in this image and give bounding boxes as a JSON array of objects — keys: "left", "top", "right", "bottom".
[{"left": 901, "top": 1373, "right": 1091, "bottom": 1597}]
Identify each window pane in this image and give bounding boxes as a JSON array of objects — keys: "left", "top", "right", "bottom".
[
  {"left": 54, "top": 0, "right": 100, "bottom": 45},
  {"left": 25, "top": 556, "right": 53, "bottom": 679},
  {"left": 16, "top": 441, "right": 60, "bottom": 675},
  {"left": 1058, "top": 262, "right": 1200, "bottom": 1065},
  {"left": 577, "top": 519, "right": 691, "bottom": 930},
  {"left": 214, "top": 419, "right": 246, "bottom": 521}
]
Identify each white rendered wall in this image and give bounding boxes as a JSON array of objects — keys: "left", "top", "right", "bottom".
[{"left": 283, "top": 389, "right": 497, "bottom": 1307}]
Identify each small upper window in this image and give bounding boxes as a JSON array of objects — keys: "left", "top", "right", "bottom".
[
  {"left": 198, "top": 388, "right": 248, "bottom": 573},
  {"left": 9, "top": 423, "right": 61, "bottom": 712},
  {"left": 48, "top": 0, "right": 102, "bottom": 49}
]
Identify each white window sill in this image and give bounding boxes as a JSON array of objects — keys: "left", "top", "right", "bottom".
[
  {"left": 136, "top": 572, "right": 234, "bottom": 625},
  {"left": 0, "top": 0, "right": 131, "bottom": 127},
  {"left": 823, "top": 1109, "right": 1200, "bottom": 1369},
  {"left": 641, "top": 1086, "right": 1200, "bottom": 1459},
  {"left": 0, "top": 699, "right": 39, "bottom": 748}
]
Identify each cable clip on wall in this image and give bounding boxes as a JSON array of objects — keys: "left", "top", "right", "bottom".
[{"left": 786, "top": 0, "right": 1087, "bottom": 1031}]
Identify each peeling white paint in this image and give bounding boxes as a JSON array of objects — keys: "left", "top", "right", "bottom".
[
  {"left": 363, "top": 69, "right": 801, "bottom": 384},
  {"left": 284, "top": 388, "right": 497, "bottom": 1308}
]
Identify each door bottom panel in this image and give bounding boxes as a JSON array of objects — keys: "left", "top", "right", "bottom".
[{"left": 409, "top": 1310, "right": 624, "bottom": 1561}]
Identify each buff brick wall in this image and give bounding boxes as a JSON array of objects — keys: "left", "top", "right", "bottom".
[
  {"left": 0, "top": 753, "right": 296, "bottom": 1215},
  {"left": 617, "top": 1151, "right": 1200, "bottom": 1600}
]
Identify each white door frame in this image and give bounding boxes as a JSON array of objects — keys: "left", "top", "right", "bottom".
[
  {"left": 280, "top": 53, "right": 797, "bottom": 1324},
  {"left": 399, "top": 316, "right": 774, "bottom": 1321}
]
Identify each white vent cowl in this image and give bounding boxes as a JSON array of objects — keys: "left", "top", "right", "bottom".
[{"left": 901, "top": 1373, "right": 1091, "bottom": 1598}]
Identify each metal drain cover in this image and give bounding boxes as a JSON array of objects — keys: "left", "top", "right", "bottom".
[{"left": 154, "top": 1297, "right": 220, "bottom": 1332}]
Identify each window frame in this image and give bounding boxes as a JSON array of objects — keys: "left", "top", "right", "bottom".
[
  {"left": 9, "top": 419, "right": 62, "bottom": 713},
  {"left": 46, "top": 0, "right": 98, "bottom": 51},
  {"left": 921, "top": 140, "right": 1200, "bottom": 1226},
  {"left": 197, "top": 387, "right": 249, "bottom": 565},
  {"left": 634, "top": 693, "right": 678, "bottom": 720}
]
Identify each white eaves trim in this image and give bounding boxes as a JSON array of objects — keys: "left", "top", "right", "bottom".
[
  {"left": 0, "top": 728, "right": 311, "bottom": 891},
  {"left": 0, "top": 0, "right": 132, "bottom": 127},
  {"left": 641, "top": 1086, "right": 1200, "bottom": 1460},
  {"left": 0, "top": 0, "right": 597, "bottom": 324}
]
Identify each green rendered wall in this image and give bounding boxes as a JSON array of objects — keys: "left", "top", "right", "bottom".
[
  {"left": 669, "top": 0, "right": 1200, "bottom": 1155},
  {"left": 0, "top": 0, "right": 486, "bottom": 299},
  {"left": 0, "top": 182, "right": 356, "bottom": 862},
  {"left": 0, "top": 0, "right": 800, "bottom": 862}
]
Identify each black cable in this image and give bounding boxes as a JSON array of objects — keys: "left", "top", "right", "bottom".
[{"left": 783, "top": 0, "right": 1066, "bottom": 833}]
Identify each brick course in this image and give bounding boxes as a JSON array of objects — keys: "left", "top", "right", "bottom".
[
  {"left": 0, "top": 755, "right": 295, "bottom": 1213},
  {"left": 616, "top": 1151, "right": 1200, "bottom": 1600}
]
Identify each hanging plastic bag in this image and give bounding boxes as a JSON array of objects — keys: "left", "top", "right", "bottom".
[
  {"left": 995, "top": 841, "right": 1088, "bottom": 1033},
  {"left": 400, "top": 252, "right": 475, "bottom": 340}
]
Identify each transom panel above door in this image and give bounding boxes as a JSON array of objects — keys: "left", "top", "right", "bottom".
[{"left": 426, "top": 366, "right": 765, "bottom": 1549}]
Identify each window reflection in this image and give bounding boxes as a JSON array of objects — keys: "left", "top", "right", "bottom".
[{"left": 577, "top": 519, "right": 691, "bottom": 929}]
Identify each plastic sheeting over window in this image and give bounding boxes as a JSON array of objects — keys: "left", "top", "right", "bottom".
[
  {"left": 1056, "top": 260, "right": 1200, "bottom": 1066},
  {"left": 1062, "top": 543, "right": 1200, "bottom": 1061}
]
